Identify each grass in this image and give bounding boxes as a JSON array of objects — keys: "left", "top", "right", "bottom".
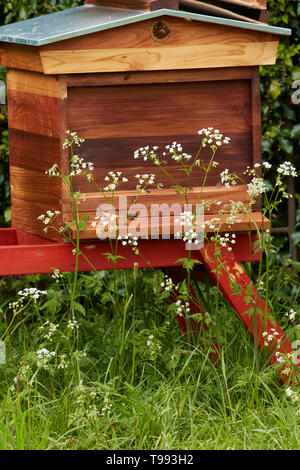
[{"left": 0, "top": 263, "right": 299, "bottom": 451}]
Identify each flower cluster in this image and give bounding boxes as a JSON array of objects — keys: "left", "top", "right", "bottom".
[
  {"left": 175, "top": 298, "right": 191, "bottom": 316},
  {"left": 62, "top": 130, "right": 85, "bottom": 149},
  {"left": 101, "top": 392, "right": 113, "bottom": 416},
  {"left": 262, "top": 328, "right": 280, "bottom": 347},
  {"left": 38, "top": 210, "right": 61, "bottom": 226},
  {"left": 9, "top": 288, "right": 47, "bottom": 312},
  {"left": 146, "top": 334, "right": 161, "bottom": 361},
  {"left": 198, "top": 127, "right": 231, "bottom": 148},
  {"left": 247, "top": 177, "right": 268, "bottom": 198},
  {"left": 18, "top": 288, "right": 47, "bottom": 302},
  {"left": 133, "top": 146, "right": 160, "bottom": 165},
  {"left": 91, "top": 211, "right": 117, "bottom": 229},
  {"left": 220, "top": 169, "right": 238, "bottom": 188},
  {"left": 135, "top": 173, "right": 156, "bottom": 190},
  {"left": 285, "top": 309, "right": 297, "bottom": 321},
  {"left": 103, "top": 171, "right": 128, "bottom": 192},
  {"left": 67, "top": 318, "right": 80, "bottom": 330},
  {"left": 119, "top": 233, "right": 138, "bottom": 247},
  {"left": 52, "top": 268, "right": 63, "bottom": 282},
  {"left": 43, "top": 322, "right": 58, "bottom": 341},
  {"left": 70, "top": 154, "right": 94, "bottom": 177},
  {"left": 219, "top": 232, "right": 236, "bottom": 251},
  {"left": 164, "top": 142, "right": 192, "bottom": 162},
  {"left": 46, "top": 163, "right": 61, "bottom": 178},
  {"left": 175, "top": 211, "right": 201, "bottom": 246},
  {"left": 285, "top": 386, "right": 300, "bottom": 403},
  {"left": 160, "top": 275, "right": 174, "bottom": 292},
  {"left": 36, "top": 348, "right": 55, "bottom": 369},
  {"left": 277, "top": 161, "right": 297, "bottom": 178}
]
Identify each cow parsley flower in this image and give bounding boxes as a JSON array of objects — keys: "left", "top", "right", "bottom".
[
  {"left": 247, "top": 177, "right": 268, "bottom": 198},
  {"left": 277, "top": 162, "right": 297, "bottom": 177}
]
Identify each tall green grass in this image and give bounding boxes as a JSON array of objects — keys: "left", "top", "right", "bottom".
[{"left": 0, "top": 266, "right": 299, "bottom": 450}]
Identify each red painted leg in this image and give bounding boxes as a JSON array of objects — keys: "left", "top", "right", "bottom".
[{"left": 198, "top": 241, "right": 300, "bottom": 383}]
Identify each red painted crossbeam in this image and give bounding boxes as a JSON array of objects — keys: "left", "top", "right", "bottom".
[{"left": 0, "top": 229, "right": 259, "bottom": 276}]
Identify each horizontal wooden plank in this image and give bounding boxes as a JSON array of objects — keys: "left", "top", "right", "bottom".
[
  {"left": 7, "top": 69, "right": 60, "bottom": 98},
  {"left": 7, "top": 90, "right": 61, "bottom": 137},
  {"left": 11, "top": 198, "right": 63, "bottom": 242},
  {"left": 66, "top": 66, "right": 258, "bottom": 87},
  {"left": 40, "top": 41, "right": 279, "bottom": 74},
  {"left": 0, "top": 43, "right": 43, "bottom": 72},
  {"left": 10, "top": 166, "right": 62, "bottom": 204},
  {"left": 9, "top": 129, "right": 61, "bottom": 171},
  {"left": 68, "top": 211, "right": 269, "bottom": 239},
  {"left": 0, "top": 232, "right": 260, "bottom": 276},
  {"left": 62, "top": 185, "right": 253, "bottom": 214},
  {"left": 67, "top": 80, "right": 252, "bottom": 139}
]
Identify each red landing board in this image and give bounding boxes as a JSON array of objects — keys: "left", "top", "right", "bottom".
[{"left": 0, "top": 229, "right": 259, "bottom": 275}]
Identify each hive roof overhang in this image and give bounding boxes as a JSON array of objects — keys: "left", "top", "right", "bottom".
[{"left": 0, "top": 4, "right": 291, "bottom": 47}]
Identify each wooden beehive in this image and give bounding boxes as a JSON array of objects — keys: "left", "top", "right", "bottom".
[{"left": 0, "top": 0, "right": 290, "bottom": 241}]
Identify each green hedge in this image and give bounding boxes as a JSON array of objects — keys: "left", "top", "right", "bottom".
[{"left": 0, "top": 0, "right": 299, "bottom": 245}]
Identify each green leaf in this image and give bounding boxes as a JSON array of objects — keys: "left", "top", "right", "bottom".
[
  {"left": 269, "top": 80, "right": 281, "bottom": 100},
  {"left": 291, "top": 124, "right": 300, "bottom": 139},
  {"left": 291, "top": 262, "right": 300, "bottom": 273}
]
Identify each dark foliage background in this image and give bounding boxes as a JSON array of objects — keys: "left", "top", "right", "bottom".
[{"left": 0, "top": 0, "right": 299, "bottom": 255}]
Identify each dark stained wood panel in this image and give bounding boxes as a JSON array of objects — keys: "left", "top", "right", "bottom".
[
  {"left": 67, "top": 80, "right": 251, "bottom": 138},
  {"left": 67, "top": 78, "right": 253, "bottom": 190}
]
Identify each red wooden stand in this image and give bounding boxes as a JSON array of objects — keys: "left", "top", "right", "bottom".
[{"left": 1, "top": 228, "right": 299, "bottom": 383}]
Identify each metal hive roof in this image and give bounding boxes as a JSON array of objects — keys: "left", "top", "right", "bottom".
[{"left": 0, "top": 4, "right": 291, "bottom": 47}]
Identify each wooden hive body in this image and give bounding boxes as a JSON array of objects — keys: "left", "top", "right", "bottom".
[{"left": 0, "top": 2, "right": 289, "bottom": 241}]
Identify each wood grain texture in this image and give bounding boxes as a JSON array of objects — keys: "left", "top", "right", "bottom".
[
  {"left": 66, "top": 66, "right": 258, "bottom": 87},
  {"left": 67, "top": 77, "right": 254, "bottom": 192},
  {"left": 7, "top": 90, "right": 61, "bottom": 137},
  {"left": 11, "top": 198, "right": 63, "bottom": 242},
  {"left": 40, "top": 42, "right": 278, "bottom": 74},
  {"left": 10, "top": 166, "right": 61, "bottom": 204},
  {"left": 39, "top": 16, "right": 279, "bottom": 74},
  {"left": 41, "top": 17, "right": 278, "bottom": 52},
  {"left": 0, "top": 43, "right": 43, "bottom": 72},
  {"left": 67, "top": 80, "right": 251, "bottom": 139},
  {"left": 85, "top": 0, "right": 179, "bottom": 9},
  {"left": 7, "top": 69, "right": 60, "bottom": 97},
  {"left": 9, "top": 130, "right": 61, "bottom": 171},
  {"left": 62, "top": 185, "right": 254, "bottom": 215},
  {"left": 0, "top": 232, "right": 261, "bottom": 276},
  {"left": 7, "top": 72, "right": 67, "bottom": 241},
  {"left": 69, "top": 211, "right": 269, "bottom": 240}
]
